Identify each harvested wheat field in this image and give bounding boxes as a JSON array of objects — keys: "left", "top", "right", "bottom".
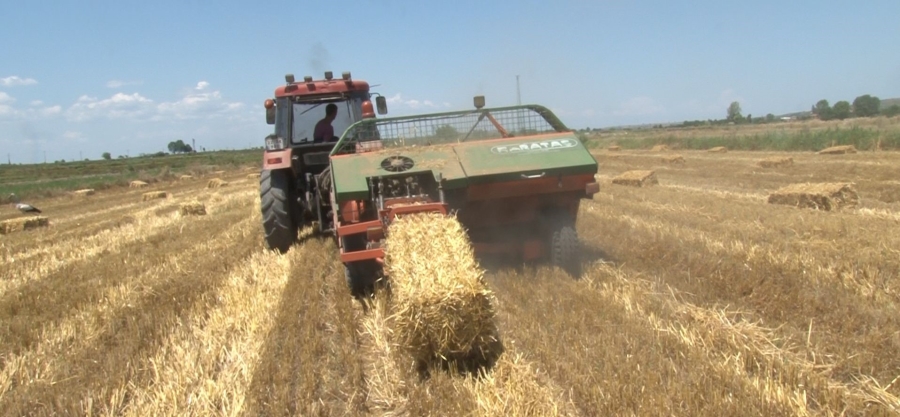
[{"left": 2, "top": 149, "right": 900, "bottom": 415}]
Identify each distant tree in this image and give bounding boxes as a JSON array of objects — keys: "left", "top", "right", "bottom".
[
  {"left": 434, "top": 124, "right": 459, "bottom": 142},
  {"left": 102, "top": 152, "right": 111, "bottom": 160},
  {"left": 765, "top": 113, "right": 775, "bottom": 122},
  {"left": 883, "top": 104, "right": 900, "bottom": 118},
  {"left": 167, "top": 140, "right": 191, "bottom": 153},
  {"left": 726, "top": 101, "right": 743, "bottom": 122},
  {"left": 832, "top": 101, "right": 851, "bottom": 120},
  {"left": 852, "top": 95, "right": 880, "bottom": 117},
  {"left": 813, "top": 99, "right": 833, "bottom": 120},
  {"left": 747, "top": 114, "right": 752, "bottom": 123}
]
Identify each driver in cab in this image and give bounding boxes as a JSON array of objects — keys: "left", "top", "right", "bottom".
[{"left": 313, "top": 103, "right": 339, "bottom": 143}]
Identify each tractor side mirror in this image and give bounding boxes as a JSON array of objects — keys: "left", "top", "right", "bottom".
[
  {"left": 375, "top": 96, "right": 388, "bottom": 115},
  {"left": 266, "top": 107, "right": 275, "bottom": 125}
]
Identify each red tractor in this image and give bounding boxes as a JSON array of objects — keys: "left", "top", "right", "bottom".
[{"left": 259, "top": 71, "right": 386, "bottom": 253}]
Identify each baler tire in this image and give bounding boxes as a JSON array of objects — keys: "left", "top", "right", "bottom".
[
  {"left": 344, "top": 260, "right": 379, "bottom": 297},
  {"left": 260, "top": 169, "right": 297, "bottom": 253},
  {"left": 551, "top": 225, "right": 579, "bottom": 275}
]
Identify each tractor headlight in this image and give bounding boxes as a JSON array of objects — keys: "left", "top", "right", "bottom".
[{"left": 265, "top": 135, "right": 286, "bottom": 151}]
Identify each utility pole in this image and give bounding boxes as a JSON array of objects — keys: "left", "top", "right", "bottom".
[
  {"left": 44, "top": 151, "right": 46, "bottom": 164},
  {"left": 79, "top": 150, "right": 82, "bottom": 160},
  {"left": 7, "top": 153, "right": 10, "bottom": 165},
  {"left": 192, "top": 138, "right": 195, "bottom": 152},
  {"left": 516, "top": 75, "right": 521, "bottom": 106}
]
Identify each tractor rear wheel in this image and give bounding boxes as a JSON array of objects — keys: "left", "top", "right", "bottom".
[
  {"left": 551, "top": 224, "right": 579, "bottom": 275},
  {"left": 260, "top": 169, "right": 297, "bottom": 253}
]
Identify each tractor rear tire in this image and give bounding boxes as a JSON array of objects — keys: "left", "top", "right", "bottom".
[
  {"left": 260, "top": 169, "right": 297, "bottom": 253},
  {"left": 551, "top": 224, "right": 579, "bottom": 275}
]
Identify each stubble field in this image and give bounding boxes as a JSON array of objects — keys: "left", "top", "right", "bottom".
[{"left": 2, "top": 149, "right": 899, "bottom": 416}]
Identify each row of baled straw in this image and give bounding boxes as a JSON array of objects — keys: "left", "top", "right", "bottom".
[{"left": 384, "top": 212, "right": 501, "bottom": 368}]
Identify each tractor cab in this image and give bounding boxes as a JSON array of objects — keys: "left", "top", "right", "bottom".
[{"left": 259, "top": 71, "right": 387, "bottom": 252}]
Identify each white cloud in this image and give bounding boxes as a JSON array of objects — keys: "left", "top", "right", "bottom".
[
  {"left": 65, "top": 92, "right": 155, "bottom": 121},
  {"left": 30, "top": 100, "right": 43, "bottom": 106},
  {"left": 62, "top": 131, "right": 84, "bottom": 141},
  {"left": 106, "top": 79, "right": 143, "bottom": 88},
  {"left": 0, "top": 92, "right": 14, "bottom": 103},
  {"left": 613, "top": 96, "right": 665, "bottom": 117},
  {"left": 155, "top": 82, "right": 244, "bottom": 120},
  {"left": 1, "top": 76, "right": 38, "bottom": 87},
  {"left": 386, "top": 93, "right": 441, "bottom": 110}
]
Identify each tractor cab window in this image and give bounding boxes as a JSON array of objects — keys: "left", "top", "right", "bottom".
[{"left": 290, "top": 98, "right": 363, "bottom": 144}]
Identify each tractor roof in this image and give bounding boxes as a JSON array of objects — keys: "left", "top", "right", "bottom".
[{"left": 274, "top": 77, "right": 370, "bottom": 99}]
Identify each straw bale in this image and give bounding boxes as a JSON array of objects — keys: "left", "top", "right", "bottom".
[
  {"left": 707, "top": 146, "right": 728, "bottom": 153},
  {"left": 650, "top": 144, "right": 669, "bottom": 152},
  {"left": 817, "top": 145, "right": 857, "bottom": 155},
  {"left": 0, "top": 216, "right": 49, "bottom": 235},
  {"left": 178, "top": 174, "right": 194, "bottom": 180},
  {"left": 141, "top": 191, "right": 169, "bottom": 201},
  {"left": 207, "top": 178, "right": 229, "bottom": 188},
  {"left": 73, "top": 189, "right": 95, "bottom": 196},
  {"left": 246, "top": 173, "right": 261, "bottom": 179},
  {"left": 210, "top": 170, "right": 226, "bottom": 175},
  {"left": 607, "top": 145, "right": 621, "bottom": 151},
  {"left": 662, "top": 155, "right": 685, "bottom": 164},
  {"left": 178, "top": 201, "right": 207, "bottom": 216},
  {"left": 385, "top": 212, "right": 500, "bottom": 366},
  {"left": 129, "top": 180, "right": 148, "bottom": 188},
  {"left": 758, "top": 157, "right": 794, "bottom": 168},
  {"left": 612, "top": 170, "right": 658, "bottom": 187},
  {"left": 767, "top": 182, "right": 858, "bottom": 211}
]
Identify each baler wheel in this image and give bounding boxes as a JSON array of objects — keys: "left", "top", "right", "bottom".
[
  {"left": 551, "top": 224, "right": 579, "bottom": 274},
  {"left": 260, "top": 169, "right": 297, "bottom": 253},
  {"left": 342, "top": 236, "right": 380, "bottom": 297}
]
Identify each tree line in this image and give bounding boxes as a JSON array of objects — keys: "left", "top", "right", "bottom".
[{"left": 811, "top": 94, "right": 899, "bottom": 120}]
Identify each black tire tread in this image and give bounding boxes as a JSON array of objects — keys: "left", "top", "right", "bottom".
[
  {"left": 551, "top": 225, "right": 579, "bottom": 273},
  {"left": 260, "top": 169, "right": 297, "bottom": 253}
]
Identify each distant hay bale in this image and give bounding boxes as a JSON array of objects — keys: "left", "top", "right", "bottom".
[
  {"left": 210, "top": 170, "right": 226, "bottom": 175},
  {"left": 207, "top": 178, "right": 229, "bottom": 188},
  {"left": 129, "top": 180, "right": 148, "bottom": 188},
  {"left": 612, "top": 170, "right": 659, "bottom": 187},
  {"left": 758, "top": 157, "right": 794, "bottom": 168},
  {"left": 707, "top": 146, "right": 728, "bottom": 153},
  {"left": 767, "top": 182, "right": 858, "bottom": 211},
  {"left": 178, "top": 174, "right": 193, "bottom": 180},
  {"left": 246, "top": 173, "right": 261, "bottom": 179},
  {"left": 178, "top": 201, "right": 207, "bottom": 216},
  {"left": 385, "top": 212, "right": 500, "bottom": 366},
  {"left": 141, "top": 191, "right": 169, "bottom": 201},
  {"left": 650, "top": 144, "right": 669, "bottom": 152},
  {"left": 607, "top": 145, "right": 621, "bottom": 151},
  {"left": 73, "top": 189, "right": 95, "bottom": 197},
  {"left": 0, "top": 216, "right": 49, "bottom": 235},
  {"left": 662, "top": 155, "right": 685, "bottom": 164},
  {"left": 817, "top": 145, "right": 857, "bottom": 155}
]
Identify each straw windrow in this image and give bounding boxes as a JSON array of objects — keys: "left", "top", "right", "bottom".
[
  {"left": 767, "top": 182, "right": 859, "bottom": 211},
  {"left": 0, "top": 216, "right": 49, "bottom": 235},
  {"left": 384, "top": 212, "right": 501, "bottom": 367}
]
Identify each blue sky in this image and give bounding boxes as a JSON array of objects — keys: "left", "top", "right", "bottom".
[{"left": 1, "top": 0, "right": 898, "bottom": 163}]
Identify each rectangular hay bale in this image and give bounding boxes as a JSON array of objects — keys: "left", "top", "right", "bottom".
[
  {"left": 178, "top": 175, "right": 194, "bottom": 180},
  {"left": 662, "top": 155, "right": 685, "bottom": 164},
  {"left": 817, "top": 145, "right": 857, "bottom": 155},
  {"left": 0, "top": 216, "right": 49, "bottom": 235},
  {"left": 141, "top": 191, "right": 169, "bottom": 201},
  {"left": 73, "top": 189, "right": 95, "bottom": 196},
  {"left": 767, "top": 182, "right": 858, "bottom": 211},
  {"left": 129, "top": 180, "right": 148, "bottom": 188},
  {"left": 650, "top": 144, "right": 669, "bottom": 152},
  {"left": 207, "top": 178, "right": 229, "bottom": 188},
  {"left": 707, "top": 146, "right": 728, "bottom": 153},
  {"left": 758, "top": 157, "right": 794, "bottom": 168},
  {"left": 612, "top": 170, "right": 659, "bottom": 187},
  {"left": 179, "top": 201, "right": 207, "bottom": 216},
  {"left": 385, "top": 212, "right": 500, "bottom": 366},
  {"left": 607, "top": 145, "right": 621, "bottom": 151},
  {"left": 246, "top": 173, "right": 261, "bottom": 179}
]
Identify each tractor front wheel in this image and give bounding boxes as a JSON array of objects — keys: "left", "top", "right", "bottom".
[{"left": 260, "top": 169, "right": 297, "bottom": 253}]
